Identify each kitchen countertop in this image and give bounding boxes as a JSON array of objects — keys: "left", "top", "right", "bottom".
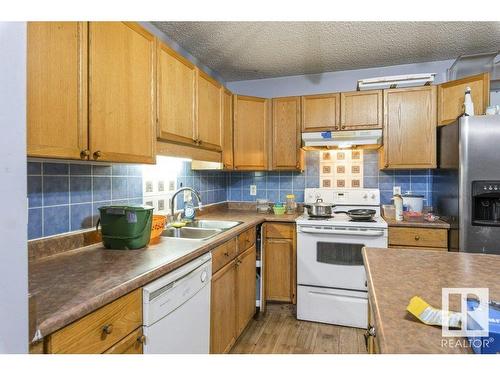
[
  {"left": 363, "top": 247, "right": 500, "bottom": 353},
  {"left": 383, "top": 216, "right": 451, "bottom": 229},
  {"left": 29, "top": 209, "right": 299, "bottom": 340}
]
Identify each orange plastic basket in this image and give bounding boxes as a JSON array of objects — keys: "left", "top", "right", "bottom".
[{"left": 150, "top": 215, "right": 167, "bottom": 243}]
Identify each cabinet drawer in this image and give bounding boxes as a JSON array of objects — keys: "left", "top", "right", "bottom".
[
  {"left": 47, "top": 289, "right": 142, "bottom": 354},
  {"left": 389, "top": 245, "right": 448, "bottom": 252},
  {"left": 388, "top": 227, "right": 447, "bottom": 248},
  {"left": 212, "top": 238, "right": 238, "bottom": 274},
  {"left": 104, "top": 327, "right": 144, "bottom": 354},
  {"left": 238, "top": 227, "right": 256, "bottom": 252},
  {"left": 264, "top": 223, "right": 294, "bottom": 239}
]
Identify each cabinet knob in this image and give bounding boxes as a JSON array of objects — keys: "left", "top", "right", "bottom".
[
  {"left": 93, "top": 150, "right": 102, "bottom": 160},
  {"left": 137, "top": 335, "right": 146, "bottom": 344},
  {"left": 80, "top": 149, "right": 90, "bottom": 159},
  {"left": 198, "top": 140, "right": 202, "bottom": 145},
  {"left": 102, "top": 323, "right": 113, "bottom": 335},
  {"left": 223, "top": 251, "right": 229, "bottom": 257},
  {"left": 334, "top": 126, "right": 339, "bottom": 130},
  {"left": 384, "top": 164, "right": 389, "bottom": 168},
  {"left": 415, "top": 235, "right": 420, "bottom": 241},
  {"left": 341, "top": 125, "right": 346, "bottom": 130}
]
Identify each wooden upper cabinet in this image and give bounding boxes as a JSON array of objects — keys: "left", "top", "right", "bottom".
[
  {"left": 272, "top": 97, "right": 302, "bottom": 170},
  {"left": 233, "top": 95, "right": 270, "bottom": 170},
  {"left": 196, "top": 70, "right": 222, "bottom": 151},
  {"left": 157, "top": 41, "right": 196, "bottom": 146},
  {"left": 437, "top": 73, "right": 490, "bottom": 126},
  {"left": 222, "top": 88, "right": 234, "bottom": 170},
  {"left": 340, "top": 90, "right": 383, "bottom": 130},
  {"left": 381, "top": 86, "right": 437, "bottom": 169},
  {"left": 27, "top": 22, "right": 88, "bottom": 160},
  {"left": 301, "top": 93, "right": 340, "bottom": 132},
  {"left": 89, "top": 22, "right": 156, "bottom": 164}
]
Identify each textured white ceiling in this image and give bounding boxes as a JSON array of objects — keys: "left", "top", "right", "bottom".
[{"left": 151, "top": 22, "right": 500, "bottom": 81}]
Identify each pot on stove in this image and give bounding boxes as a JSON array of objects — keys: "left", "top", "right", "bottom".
[{"left": 304, "top": 198, "right": 335, "bottom": 217}]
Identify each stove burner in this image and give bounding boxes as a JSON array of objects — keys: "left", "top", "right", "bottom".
[
  {"left": 307, "top": 216, "right": 333, "bottom": 220},
  {"left": 349, "top": 218, "right": 376, "bottom": 223}
]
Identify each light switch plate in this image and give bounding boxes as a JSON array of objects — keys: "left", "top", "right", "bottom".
[
  {"left": 250, "top": 185, "right": 257, "bottom": 196},
  {"left": 158, "top": 180, "right": 165, "bottom": 192},
  {"left": 393, "top": 186, "right": 401, "bottom": 195}
]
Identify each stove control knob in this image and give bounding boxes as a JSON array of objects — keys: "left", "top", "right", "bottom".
[
  {"left": 484, "top": 186, "right": 488, "bottom": 190},
  {"left": 495, "top": 186, "right": 498, "bottom": 191},
  {"left": 371, "top": 194, "right": 376, "bottom": 199},
  {"left": 489, "top": 186, "right": 493, "bottom": 191},
  {"left": 363, "top": 194, "right": 368, "bottom": 199}
]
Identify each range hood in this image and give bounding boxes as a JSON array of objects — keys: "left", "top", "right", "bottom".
[
  {"left": 302, "top": 130, "right": 382, "bottom": 150},
  {"left": 357, "top": 73, "right": 436, "bottom": 90}
]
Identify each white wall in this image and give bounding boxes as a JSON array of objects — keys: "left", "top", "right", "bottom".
[
  {"left": 0, "top": 22, "right": 28, "bottom": 353},
  {"left": 227, "top": 59, "right": 455, "bottom": 98}
]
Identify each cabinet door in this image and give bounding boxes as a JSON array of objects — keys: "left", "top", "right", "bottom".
[
  {"left": 437, "top": 73, "right": 490, "bottom": 126},
  {"left": 157, "top": 41, "right": 196, "bottom": 146},
  {"left": 301, "top": 93, "right": 340, "bottom": 132},
  {"left": 89, "top": 22, "right": 156, "bottom": 164},
  {"left": 197, "top": 70, "right": 222, "bottom": 151},
  {"left": 264, "top": 238, "right": 295, "bottom": 303},
  {"left": 340, "top": 90, "right": 383, "bottom": 130},
  {"left": 210, "top": 260, "right": 237, "bottom": 354},
  {"left": 381, "top": 86, "right": 437, "bottom": 169},
  {"left": 272, "top": 97, "right": 302, "bottom": 170},
  {"left": 236, "top": 245, "right": 256, "bottom": 336},
  {"left": 27, "top": 22, "right": 88, "bottom": 160},
  {"left": 104, "top": 327, "right": 144, "bottom": 354},
  {"left": 233, "top": 95, "right": 269, "bottom": 170},
  {"left": 222, "top": 89, "right": 234, "bottom": 170}
]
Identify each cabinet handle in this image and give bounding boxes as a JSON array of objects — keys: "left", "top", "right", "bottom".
[
  {"left": 80, "top": 149, "right": 90, "bottom": 159},
  {"left": 414, "top": 235, "right": 420, "bottom": 241},
  {"left": 223, "top": 251, "right": 229, "bottom": 257},
  {"left": 93, "top": 150, "right": 102, "bottom": 160},
  {"left": 137, "top": 335, "right": 146, "bottom": 344},
  {"left": 102, "top": 323, "right": 113, "bottom": 335}
]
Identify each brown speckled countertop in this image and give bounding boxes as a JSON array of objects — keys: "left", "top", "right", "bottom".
[
  {"left": 363, "top": 247, "right": 500, "bottom": 353},
  {"left": 29, "top": 209, "right": 299, "bottom": 340},
  {"left": 383, "top": 216, "right": 451, "bottom": 229}
]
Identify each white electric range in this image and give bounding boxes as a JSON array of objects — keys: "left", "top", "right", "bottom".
[{"left": 296, "top": 188, "right": 388, "bottom": 329}]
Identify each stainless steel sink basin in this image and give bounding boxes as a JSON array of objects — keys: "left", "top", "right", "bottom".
[
  {"left": 161, "top": 227, "right": 221, "bottom": 240},
  {"left": 183, "top": 220, "right": 242, "bottom": 230},
  {"left": 161, "top": 220, "right": 242, "bottom": 241}
]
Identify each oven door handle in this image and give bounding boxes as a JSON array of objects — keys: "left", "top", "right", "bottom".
[{"left": 299, "top": 227, "right": 385, "bottom": 236}]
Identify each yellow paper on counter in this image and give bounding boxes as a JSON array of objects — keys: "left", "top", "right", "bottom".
[{"left": 406, "top": 296, "right": 461, "bottom": 328}]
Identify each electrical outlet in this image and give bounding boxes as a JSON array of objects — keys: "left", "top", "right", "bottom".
[
  {"left": 393, "top": 186, "right": 401, "bottom": 195},
  {"left": 250, "top": 185, "right": 257, "bottom": 196},
  {"left": 184, "top": 190, "right": 192, "bottom": 202}
]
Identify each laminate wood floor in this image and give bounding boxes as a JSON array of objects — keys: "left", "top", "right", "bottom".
[{"left": 230, "top": 303, "right": 368, "bottom": 354}]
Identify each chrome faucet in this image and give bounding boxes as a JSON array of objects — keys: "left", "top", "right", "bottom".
[{"left": 169, "top": 187, "right": 203, "bottom": 222}]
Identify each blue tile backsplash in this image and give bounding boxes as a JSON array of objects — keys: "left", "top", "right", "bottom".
[
  {"left": 27, "top": 161, "right": 143, "bottom": 240},
  {"left": 28, "top": 151, "right": 434, "bottom": 240}
]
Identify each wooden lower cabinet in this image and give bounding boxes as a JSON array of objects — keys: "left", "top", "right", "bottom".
[
  {"left": 263, "top": 223, "right": 296, "bottom": 304},
  {"left": 45, "top": 289, "right": 142, "bottom": 354},
  {"left": 236, "top": 246, "right": 257, "bottom": 336},
  {"left": 104, "top": 327, "right": 144, "bottom": 354},
  {"left": 210, "top": 259, "right": 238, "bottom": 354},
  {"left": 210, "top": 229, "right": 257, "bottom": 353},
  {"left": 388, "top": 227, "right": 448, "bottom": 251}
]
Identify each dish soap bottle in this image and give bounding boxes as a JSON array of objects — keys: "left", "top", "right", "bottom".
[
  {"left": 183, "top": 197, "right": 196, "bottom": 221},
  {"left": 463, "top": 86, "right": 474, "bottom": 116}
]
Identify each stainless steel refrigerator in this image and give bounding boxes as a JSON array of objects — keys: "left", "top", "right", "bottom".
[{"left": 435, "top": 115, "right": 500, "bottom": 255}]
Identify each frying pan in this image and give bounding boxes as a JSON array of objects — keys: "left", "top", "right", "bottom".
[{"left": 334, "top": 209, "right": 377, "bottom": 221}]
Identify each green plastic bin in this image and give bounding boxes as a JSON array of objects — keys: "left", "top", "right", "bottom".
[{"left": 97, "top": 205, "right": 154, "bottom": 250}]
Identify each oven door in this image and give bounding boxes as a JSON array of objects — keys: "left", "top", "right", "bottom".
[{"left": 297, "top": 225, "right": 387, "bottom": 291}]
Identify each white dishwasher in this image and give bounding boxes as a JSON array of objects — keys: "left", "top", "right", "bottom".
[{"left": 142, "top": 252, "right": 212, "bottom": 354}]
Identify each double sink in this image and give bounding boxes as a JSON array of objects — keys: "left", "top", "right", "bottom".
[{"left": 161, "top": 220, "right": 243, "bottom": 241}]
